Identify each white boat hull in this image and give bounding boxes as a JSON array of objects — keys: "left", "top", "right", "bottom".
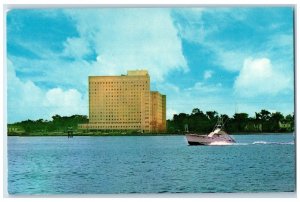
[{"left": 185, "top": 133, "right": 236, "bottom": 146}]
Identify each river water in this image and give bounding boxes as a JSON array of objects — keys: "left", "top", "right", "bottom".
[{"left": 7, "top": 134, "right": 295, "bottom": 194}]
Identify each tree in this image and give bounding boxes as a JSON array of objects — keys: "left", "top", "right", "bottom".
[
  {"left": 270, "top": 112, "right": 284, "bottom": 132},
  {"left": 285, "top": 114, "right": 294, "bottom": 122},
  {"left": 206, "top": 111, "right": 218, "bottom": 120},
  {"left": 166, "top": 109, "right": 294, "bottom": 134},
  {"left": 233, "top": 113, "right": 249, "bottom": 121},
  {"left": 285, "top": 114, "right": 294, "bottom": 131},
  {"left": 192, "top": 108, "right": 200, "bottom": 114},
  {"left": 260, "top": 109, "right": 271, "bottom": 121},
  {"left": 271, "top": 112, "right": 284, "bottom": 122},
  {"left": 173, "top": 113, "right": 189, "bottom": 132},
  {"left": 233, "top": 113, "right": 249, "bottom": 132}
]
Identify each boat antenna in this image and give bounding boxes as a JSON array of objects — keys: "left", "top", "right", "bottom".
[{"left": 235, "top": 102, "right": 239, "bottom": 114}]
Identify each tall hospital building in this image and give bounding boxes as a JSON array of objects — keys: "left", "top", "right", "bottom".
[{"left": 79, "top": 70, "right": 166, "bottom": 133}]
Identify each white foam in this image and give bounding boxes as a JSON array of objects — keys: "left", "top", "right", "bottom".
[
  {"left": 233, "top": 143, "right": 249, "bottom": 146},
  {"left": 208, "top": 141, "right": 235, "bottom": 146},
  {"left": 205, "top": 141, "right": 294, "bottom": 146},
  {"left": 252, "top": 141, "right": 294, "bottom": 145},
  {"left": 216, "top": 141, "right": 295, "bottom": 146},
  {"left": 252, "top": 141, "right": 268, "bottom": 144}
]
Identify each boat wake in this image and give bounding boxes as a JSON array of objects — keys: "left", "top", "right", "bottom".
[
  {"left": 233, "top": 141, "right": 294, "bottom": 146},
  {"left": 252, "top": 141, "right": 294, "bottom": 145},
  {"left": 208, "top": 141, "right": 235, "bottom": 146},
  {"left": 190, "top": 141, "right": 294, "bottom": 146}
]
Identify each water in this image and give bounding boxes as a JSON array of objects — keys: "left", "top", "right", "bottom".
[{"left": 7, "top": 134, "right": 295, "bottom": 194}]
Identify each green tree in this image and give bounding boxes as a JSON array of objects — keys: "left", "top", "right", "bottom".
[
  {"left": 206, "top": 111, "right": 218, "bottom": 120},
  {"left": 192, "top": 108, "right": 200, "bottom": 114},
  {"left": 233, "top": 113, "right": 249, "bottom": 132},
  {"left": 173, "top": 113, "right": 189, "bottom": 132},
  {"left": 260, "top": 109, "right": 271, "bottom": 121},
  {"left": 270, "top": 112, "right": 284, "bottom": 132}
]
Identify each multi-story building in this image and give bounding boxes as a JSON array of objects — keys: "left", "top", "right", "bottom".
[
  {"left": 150, "top": 91, "right": 166, "bottom": 132},
  {"left": 79, "top": 70, "right": 166, "bottom": 133}
]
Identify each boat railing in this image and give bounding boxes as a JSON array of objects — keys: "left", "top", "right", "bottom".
[{"left": 212, "top": 118, "right": 224, "bottom": 131}]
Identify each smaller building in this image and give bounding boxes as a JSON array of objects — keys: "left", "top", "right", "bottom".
[
  {"left": 244, "top": 123, "right": 262, "bottom": 132},
  {"left": 7, "top": 124, "right": 25, "bottom": 134},
  {"left": 150, "top": 91, "right": 166, "bottom": 133},
  {"left": 279, "top": 121, "right": 292, "bottom": 131}
]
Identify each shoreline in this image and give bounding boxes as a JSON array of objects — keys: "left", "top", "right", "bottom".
[{"left": 7, "top": 132, "right": 294, "bottom": 137}]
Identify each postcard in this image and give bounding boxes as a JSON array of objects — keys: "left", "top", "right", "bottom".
[{"left": 6, "top": 6, "right": 295, "bottom": 195}]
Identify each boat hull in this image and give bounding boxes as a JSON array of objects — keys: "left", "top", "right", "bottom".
[{"left": 185, "top": 133, "right": 236, "bottom": 146}]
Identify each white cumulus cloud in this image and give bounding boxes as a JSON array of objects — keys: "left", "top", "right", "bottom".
[
  {"left": 234, "top": 57, "right": 292, "bottom": 97},
  {"left": 64, "top": 8, "right": 188, "bottom": 82},
  {"left": 43, "top": 88, "right": 87, "bottom": 117},
  {"left": 7, "top": 59, "right": 87, "bottom": 123}
]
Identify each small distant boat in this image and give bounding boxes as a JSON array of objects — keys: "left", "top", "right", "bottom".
[{"left": 185, "top": 118, "right": 236, "bottom": 146}]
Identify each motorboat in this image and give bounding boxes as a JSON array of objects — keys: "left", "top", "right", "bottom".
[{"left": 185, "top": 118, "right": 235, "bottom": 145}]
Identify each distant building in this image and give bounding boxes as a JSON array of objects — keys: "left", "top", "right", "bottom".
[
  {"left": 79, "top": 70, "right": 166, "bottom": 133},
  {"left": 279, "top": 121, "right": 292, "bottom": 131},
  {"left": 7, "top": 124, "right": 25, "bottom": 134},
  {"left": 244, "top": 123, "right": 262, "bottom": 132}
]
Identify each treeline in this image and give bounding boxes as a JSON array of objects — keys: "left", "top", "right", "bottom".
[
  {"left": 8, "top": 115, "right": 88, "bottom": 134},
  {"left": 167, "top": 109, "right": 294, "bottom": 133},
  {"left": 8, "top": 109, "right": 294, "bottom": 135}
]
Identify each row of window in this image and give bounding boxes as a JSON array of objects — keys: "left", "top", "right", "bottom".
[
  {"left": 91, "top": 117, "right": 140, "bottom": 120},
  {"left": 89, "top": 92, "right": 146, "bottom": 96},
  {"left": 90, "top": 122, "right": 141, "bottom": 124},
  {"left": 90, "top": 102, "right": 142, "bottom": 105},
  {"left": 90, "top": 88, "right": 147, "bottom": 92},
  {"left": 90, "top": 112, "right": 142, "bottom": 115},
  {"left": 90, "top": 103, "right": 145, "bottom": 107},
  {"left": 90, "top": 81, "right": 148, "bottom": 84},
  {"left": 90, "top": 116, "right": 148, "bottom": 119},
  {"left": 90, "top": 107, "right": 150, "bottom": 111},
  {"left": 90, "top": 125, "right": 141, "bottom": 129}
]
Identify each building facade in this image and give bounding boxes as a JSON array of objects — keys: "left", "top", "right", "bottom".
[
  {"left": 150, "top": 91, "right": 166, "bottom": 132},
  {"left": 79, "top": 70, "right": 166, "bottom": 133}
]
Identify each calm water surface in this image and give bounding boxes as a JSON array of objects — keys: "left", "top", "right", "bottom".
[{"left": 7, "top": 134, "right": 295, "bottom": 194}]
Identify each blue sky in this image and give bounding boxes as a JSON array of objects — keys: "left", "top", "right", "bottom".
[{"left": 6, "top": 7, "right": 294, "bottom": 123}]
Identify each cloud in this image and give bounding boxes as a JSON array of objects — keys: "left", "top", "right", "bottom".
[
  {"left": 171, "top": 8, "right": 207, "bottom": 44},
  {"left": 171, "top": 8, "right": 294, "bottom": 74},
  {"left": 64, "top": 8, "right": 188, "bottom": 82},
  {"left": 155, "top": 82, "right": 180, "bottom": 94},
  {"left": 204, "top": 70, "right": 213, "bottom": 79},
  {"left": 9, "top": 56, "right": 93, "bottom": 93},
  {"left": 7, "top": 8, "right": 294, "bottom": 122},
  {"left": 171, "top": 8, "right": 249, "bottom": 72},
  {"left": 171, "top": 8, "right": 249, "bottom": 44},
  {"left": 62, "top": 37, "right": 91, "bottom": 58},
  {"left": 234, "top": 57, "right": 292, "bottom": 97},
  {"left": 7, "top": 9, "right": 190, "bottom": 122},
  {"left": 167, "top": 109, "right": 178, "bottom": 120},
  {"left": 212, "top": 48, "right": 249, "bottom": 72},
  {"left": 186, "top": 82, "right": 222, "bottom": 93},
  {"left": 43, "top": 88, "right": 87, "bottom": 117},
  {"left": 7, "top": 59, "right": 87, "bottom": 123}
]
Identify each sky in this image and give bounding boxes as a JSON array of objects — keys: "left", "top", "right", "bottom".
[{"left": 6, "top": 7, "right": 295, "bottom": 123}]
